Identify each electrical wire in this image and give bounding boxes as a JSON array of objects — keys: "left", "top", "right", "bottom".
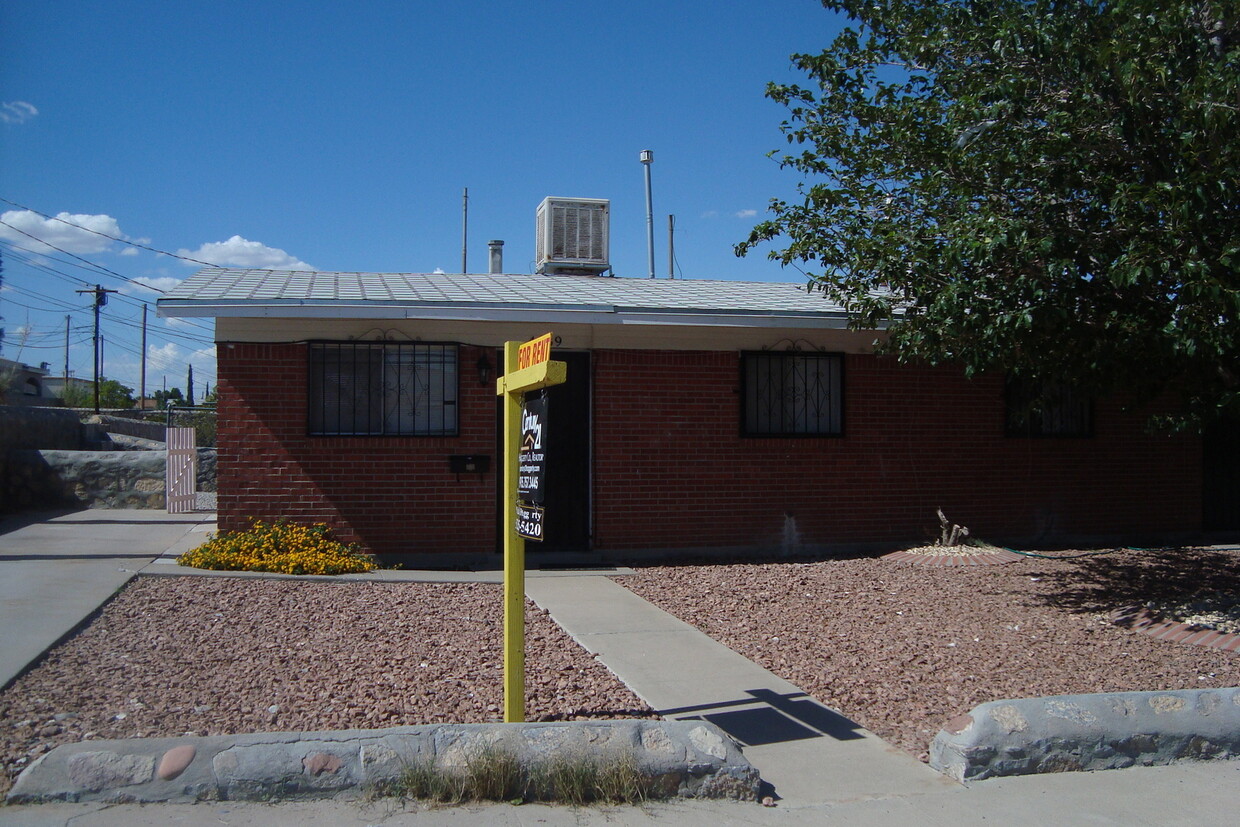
[
  {"left": 0, "top": 196, "right": 228, "bottom": 269},
  {"left": 0, "top": 219, "right": 153, "bottom": 292},
  {"left": 2, "top": 239, "right": 220, "bottom": 340}
]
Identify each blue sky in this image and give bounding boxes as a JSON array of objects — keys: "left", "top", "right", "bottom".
[{"left": 0, "top": 0, "right": 844, "bottom": 398}]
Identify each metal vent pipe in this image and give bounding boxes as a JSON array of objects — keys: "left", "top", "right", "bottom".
[{"left": 488, "top": 240, "right": 504, "bottom": 274}]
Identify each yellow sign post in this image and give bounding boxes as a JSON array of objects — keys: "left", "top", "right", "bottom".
[{"left": 496, "top": 333, "right": 566, "bottom": 722}]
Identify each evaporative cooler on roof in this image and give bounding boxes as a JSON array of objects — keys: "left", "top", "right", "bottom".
[{"left": 536, "top": 197, "right": 610, "bottom": 275}]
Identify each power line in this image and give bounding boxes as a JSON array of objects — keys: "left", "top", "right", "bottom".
[
  {"left": 0, "top": 195, "right": 227, "bottom": 269},
  {"left": 2, "top": 264, "right": 217, "bottom": 344},
  {"left": 0, "top": 219, "right": 167, "bottom": 293}
]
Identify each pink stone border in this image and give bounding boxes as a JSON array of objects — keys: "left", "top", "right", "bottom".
[
  {"left": 881, "top": 547, "right": 1024, "bottom": 567},
  {"left": 1110, "top": 606, "right": 1240, "bottom": 653}
]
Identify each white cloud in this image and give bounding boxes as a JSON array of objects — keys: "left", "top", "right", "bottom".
[
  {"left": 147, "top": 341, "right": 181, "bottom": 366},
  {"left": 0, "top": 101, "right": 38, "bottom": 124},
  {"left": 176, "top": 236, "right": 315, "bottom": 270},
  {"left": 700, "top": 210, "right": 720, "bottom": 219},
  {"left": 734, "top": 209, "right": 758, "bottom": 218},
  {"left": 432, "top": 267, "right": 445, "bottom": 274},
  {"left": 119, "top": 247, "right": 140, "bottom": 257},
  {"left": 0, "top": 210, "right": 123, "bottom": 254}
]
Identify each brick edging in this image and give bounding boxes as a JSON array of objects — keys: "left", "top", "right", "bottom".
[{"left": 1111, "top": 606, "right": 1240, "bottom": 653}]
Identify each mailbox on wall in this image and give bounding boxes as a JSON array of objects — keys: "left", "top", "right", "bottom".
[{"left": 448, "top": 455, "right": 490, "bottom": 475}]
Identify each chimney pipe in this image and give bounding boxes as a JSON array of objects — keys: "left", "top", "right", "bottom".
[{"left": 488, "top": 240, "right": 504, "bottom": 274}]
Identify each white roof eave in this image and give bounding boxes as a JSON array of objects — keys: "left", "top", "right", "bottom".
[{"left": 155, "top": 299, "right": 859, "bottom": 329}]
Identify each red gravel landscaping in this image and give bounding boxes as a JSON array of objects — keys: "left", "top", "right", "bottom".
[
  {"left": 0, "top": 577, "right": 651, "bottom": 797},
  {"left": 617, "top": 546, "right": 1240, "bottom": 762}
]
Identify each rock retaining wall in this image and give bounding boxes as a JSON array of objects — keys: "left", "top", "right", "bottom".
[
  {"left": 0, "top": 406, "right": 81, "bottom": 452},
  {"left": 2, "top": 449, "right": 217, "bottom": 510},
  {"left": 6, "top": 450, "right": 169, "bottom": 509},
  {"left": 930, "top": 688, "right": 1240, "bottom": 781},
  {"left": 7, "top": 721, "right": 760, "bottom": 804},
  {"left": 91, "top": 414, "right": 167, "bottom": 443}
]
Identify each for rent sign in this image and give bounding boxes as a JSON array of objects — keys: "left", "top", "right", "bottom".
[{"left": 517, "top": 333, "right": 552, "bottom": 370}]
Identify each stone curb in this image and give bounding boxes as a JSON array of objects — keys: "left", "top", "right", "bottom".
[
  {"left": 929, "top": 687, "right": 1240, "bottom": 782},
  {"left": 6, "top": 720, "right": 759, "bottom": 805}
]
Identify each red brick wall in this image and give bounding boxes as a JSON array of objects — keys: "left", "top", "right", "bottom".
[
  {"left": 216, "top": 342, "right": 497, "bottom": 556},
  {"left": 590, "top": 350, "right": 1201, "bottom": 550},
  {"left": 217, "top": 343, "right": 1201, "bottom": 558}
]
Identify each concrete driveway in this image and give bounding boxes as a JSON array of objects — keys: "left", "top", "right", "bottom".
[{"left": 0, "top": 509, "right": 215, "bottom": 690}]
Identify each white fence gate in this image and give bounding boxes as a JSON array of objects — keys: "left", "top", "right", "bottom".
[{"left": 166, "top": 427, "right": 197, "bottom": 513}]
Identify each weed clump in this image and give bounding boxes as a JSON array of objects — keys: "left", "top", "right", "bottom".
[
  {"left": 177, "top": 518, "right": 377, "bottom": 575},
  {"left": 387, "top": 746, "right": 663, "bottom": 806}
]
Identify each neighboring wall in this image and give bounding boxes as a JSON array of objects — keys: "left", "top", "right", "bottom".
[{"left": 216, "top": 343, "right": 1201, "bottom": 559}]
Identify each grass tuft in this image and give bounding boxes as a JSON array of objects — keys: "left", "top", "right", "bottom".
[{"left": 384, "top": 746, "right": 664, "bottom": 806}]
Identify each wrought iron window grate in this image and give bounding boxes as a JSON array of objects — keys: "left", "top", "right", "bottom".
[
  {"left": 742, "top": 351, "right": 843, "bottom": 436},
  {"left": 1005, "top": 376, "right": 1092, "bottom": 437},
  {"left": 309, "top": 342, "right": 458, "bottom": 436}
]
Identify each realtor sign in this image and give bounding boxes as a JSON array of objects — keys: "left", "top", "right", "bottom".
[
  {"left": 515, "top": 502, "right": 544, "bottom": 541},
  {"left": 496, "top": 332, "right": 566, "bottom": 723},
  {"left": 518, "top": 396, "right": 547, "bottom": 505}
]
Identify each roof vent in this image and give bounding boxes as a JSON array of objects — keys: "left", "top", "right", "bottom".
[{"left": 536, "top": 197, "right": 610, "bottom": 276}]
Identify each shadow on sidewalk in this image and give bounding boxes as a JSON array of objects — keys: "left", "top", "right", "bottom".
[{"left": 659, "top": 688, "right": 864, "bottom": 746}]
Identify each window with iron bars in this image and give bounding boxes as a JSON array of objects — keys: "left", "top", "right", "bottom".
[
  {"left": 1004, "top": 376, "right": 1092, "bottom": 437},
  {"left": 308, "top": 342, "right": 458, "bottom": 436},
  {"left": 741, "top": 351, "right": 843, "bottom": 436}
]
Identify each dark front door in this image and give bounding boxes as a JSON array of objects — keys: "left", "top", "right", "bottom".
[
  {"left": 1203, "top": 416, "right": 1240, "bottom": 531},
  {"left": 495, "top": 351, "right": 591, "bottom": 553},
  {"left": 538, "top": 351, "right": 591, "bottom": 551}
]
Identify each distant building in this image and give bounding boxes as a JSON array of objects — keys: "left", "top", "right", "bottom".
[
  {"left": 42, "top": 376, "right": 95, "bottom": 406},
  {"left": 0, "top": 358, "right": 57, "bottom": 406}
]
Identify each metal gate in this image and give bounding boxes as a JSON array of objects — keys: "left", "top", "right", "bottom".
[{"left": 166, "top": 427, "right": 197, "bottom": 513}]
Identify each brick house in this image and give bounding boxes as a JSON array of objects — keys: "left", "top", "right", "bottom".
[{"left": 158, "top": 266, "right": 1208, "bottom": 564}]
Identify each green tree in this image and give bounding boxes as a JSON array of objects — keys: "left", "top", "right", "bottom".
[
  {"left": 152, "top": 387, "right": 185, "bottom": 408},
  {"left": 738, "top": 0, "right": 1239, "bottom": 427},
  {"left": 60, "top": 378, "right": 135, "bottom": 409}
]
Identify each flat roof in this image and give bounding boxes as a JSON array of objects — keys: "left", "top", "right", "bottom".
[{"left": 156, "top": 268, "right": 858, "bottom": 329}]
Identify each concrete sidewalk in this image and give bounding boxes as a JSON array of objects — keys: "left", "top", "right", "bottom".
[
  {"left": 0, "top": 509, "right": 215, "bottom": 690},
  {"left": 525, "top": 575, "right": 956, "bottom": 807}
]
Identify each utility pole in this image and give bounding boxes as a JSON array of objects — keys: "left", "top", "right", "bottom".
[
  {"left": 461, "top": 187, "right": 469, "bottom": 274},
  {"left": 668, "top": 214, "right": 676, "bottom": 279},
  {"left": 140, "top": 304, "right": 148, "bottom": 409},
  {"left": 63, "top": 315, "right": 70, "bottom": 379},
  {"left": 76, "top": 284, "right": 117, "bottom": 412}
]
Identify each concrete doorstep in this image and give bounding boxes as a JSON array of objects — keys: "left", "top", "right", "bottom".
[{"left": 5, "top": 721, "right": 759, "bottom": 805}]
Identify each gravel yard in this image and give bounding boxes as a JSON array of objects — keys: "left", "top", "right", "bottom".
[
  {"left": 0, "top": 577, "right": 651, "bottom": 797},
  {"left": 2, "top": 547, "right": 1237, "bottom": 798},
  {"left": 619, "top": 546, "right": 1240, "bottom": 761}
]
